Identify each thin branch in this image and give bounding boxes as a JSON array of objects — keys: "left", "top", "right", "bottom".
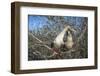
[
  {"left": 29, "top": 32, "right": 42, "bottom": 43},
  {"left": 32, "top": 51, "right": 47, "bottom": 60},
  {"left": 32, "top": 48, "right": 58, "bottom": 59},
  {"left": 46, "top": 52, "right": 57, "bottom": 58},
  {"left": 29, "top": 32, "right": 51, "bottom": 49},
  {"left": 76, "top": 26, "right": 87, "bottom": 43},
  {"left": 29, "top": 32, "right": 59, "bottom": 54},
  {"left": 31, "top": 44, "right": 59, "bottom": 59}
]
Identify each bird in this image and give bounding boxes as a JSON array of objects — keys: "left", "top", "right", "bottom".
[
  {"left": 51, "top": 26, "right": 69, "bottom": 48},
  {"left": 51, "top": 26, "right": 71, "bottom": 54},
  {"left": 64, "top": 30, "right": 74, "bottom": 50}
]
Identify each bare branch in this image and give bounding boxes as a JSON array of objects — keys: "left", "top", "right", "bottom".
[
  {"left": 75, "top": 25, "right": 87, "bottom": 44},
  {"left": 29, "top": 32, "right": 60, "bottom": 54},
  {"left": 32, "top": 51, "right": 47, "bottom": 60},
  {"left": 29, "top": 32, "right": 42, "bottom": 43}
]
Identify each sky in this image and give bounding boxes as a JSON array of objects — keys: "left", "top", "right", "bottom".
[
  {"left": 28, "top": 15, "right": 48, "bottom": 31},
  {"left": 28, "top": 15, "right": 87, "bottom": 31}
]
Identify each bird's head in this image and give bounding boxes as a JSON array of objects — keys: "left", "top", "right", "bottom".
[{"left": 66, "top": 30, "right": 72, "bottom": 37}]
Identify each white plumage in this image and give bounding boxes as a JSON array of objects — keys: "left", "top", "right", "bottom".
[
  {"left": 53, "top": 26, "right": 69, "bottom": 48},
  {"left": 65, "top": 30, "right": 74, "bottom": 49},
  {"left": 51, "top": 25, "right": 75, "bottom": 50}
]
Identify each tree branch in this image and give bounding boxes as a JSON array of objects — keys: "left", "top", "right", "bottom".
[{"left": 29, "top": 32, "right": 59, "bottom": 55}]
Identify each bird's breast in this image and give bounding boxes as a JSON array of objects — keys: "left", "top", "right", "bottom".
[{"left": 66, "top": 41, "right": 73, "bottom": 49}]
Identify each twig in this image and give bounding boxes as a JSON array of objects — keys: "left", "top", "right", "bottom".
[
  {"left": 29, "top": 32, "right": 52, "bottom": 50},
  {"left": 33, "top": 50, "right": 58, "bottom": 59},
  {"left": 76, "top": 26, "right": 87, "bottom": 43},
  {"left": 29, "top": 32, "right": 42, "bottom": 43},
  {"left": 29, "top": 32, "right": 59, "bottom": 55},
  {"left": 33, "top": 51, "right": 47, "bottom": 59},
  {"left": 31, "top": 44, "right": 59, "bottom": 59}
]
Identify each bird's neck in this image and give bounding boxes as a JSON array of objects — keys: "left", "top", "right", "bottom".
[
  {"left": 67, "top": 35, "right": 73, "bottom": 41},
  {"left": 59, "top": 28, "right": 68, "bottom": 37},
  {"left": 55, "top": 27, "right": 68, "bottom": 41}
]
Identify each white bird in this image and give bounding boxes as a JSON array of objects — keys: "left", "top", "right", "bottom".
[
  {"left": 64, "top": 30, "right": 74, "bottom": 49},
  {"left": 51, "top": 26, "right": 70, "bottom": 49}
]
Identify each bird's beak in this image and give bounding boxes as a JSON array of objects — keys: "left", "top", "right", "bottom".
[{"left": 71, "top": 28, "right": 77, "bottom": 33}]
